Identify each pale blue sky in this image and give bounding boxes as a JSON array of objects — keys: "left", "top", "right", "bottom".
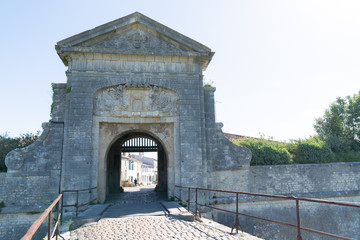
[{"left": 1, "top": 0, "right": 359, "bottom": 141}]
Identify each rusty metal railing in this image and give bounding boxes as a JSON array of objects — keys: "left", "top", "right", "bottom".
[
  {"left": 174, "top": 185, "right": 360, "bottom": 240},
  {"left": 21, "top": 187, "right": 97, "bottom": 240}
]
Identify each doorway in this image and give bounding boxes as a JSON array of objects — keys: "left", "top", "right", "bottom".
[{"left": 106, "top": 132, "right": 168, "bottom": 197}]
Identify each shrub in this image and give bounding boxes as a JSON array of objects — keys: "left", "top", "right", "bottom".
[
  {"left": 334, "top": 151, "right": 360, "bottom": 162},
  {"left": 233, "top": 137, "right": 291, "bottom": 165},
  {"left": 292, "top": 137, "right": 335, "bottom": 164}
]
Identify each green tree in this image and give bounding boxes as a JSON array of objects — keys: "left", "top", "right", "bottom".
[
  {"left": 0, "top": 133, "right": 39, "bottom": 172},
  {"left": 314, "top": 91, "right": 360, "bottom": 152},
  {"left": 346, "top": 93, "right": 360, "bottom": 147}
]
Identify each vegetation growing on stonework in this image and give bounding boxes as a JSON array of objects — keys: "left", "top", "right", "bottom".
[
  {"left": 0, "top": 133, "right": 39, "bottom": 172},
  {"left": 234, "top": 91, "right": 360, "bottom": 165},
  {"left": 65, "top": 86, "right": 71, "bottom": 94},
  {"left": 62, "top": 57, "right": 68, "bottom": 66},
  {"left": 203, "top": 78, "right": 215, "bottom": 87}
]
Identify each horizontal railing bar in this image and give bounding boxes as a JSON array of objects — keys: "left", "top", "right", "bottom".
[
  {"left": 176, "top": 198, "right": 187, "bottom": 204},
  {"left": 295, "top": 197, "right": 360, "bottom": 208},
  {"left": 62, "top": 204, "right": 76, "bottom": 207},
  {"left": 77, "top": 199, "right": 97, "bottom": 208},
  {"left": 174, "top": 196, "right": 196, "bottom": 205},
  {"left": 176, "top": 185, "right": 291, "bottom": 200},
  {"left": 62, "top": 187, "right": 96, "bottom": 193}
]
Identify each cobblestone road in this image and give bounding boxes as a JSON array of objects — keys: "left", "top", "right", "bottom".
[
  {"left": 69, "top": 216, "right": 261, "bottom": 240},
  {"left": 65, "top": 186, "right": 262, "bottom": 240}
]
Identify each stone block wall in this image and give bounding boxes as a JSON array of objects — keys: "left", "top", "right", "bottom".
[
  {"left": 0, "top": 174, "right": 56, "bottom": 208},
  {"left": 0, "top": 211, "right": 47, "bottom": 240}
]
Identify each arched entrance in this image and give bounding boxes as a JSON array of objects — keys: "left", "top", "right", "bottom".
[
  {"left": 106, "top": 132, "right": 167, "bottom": 196},
  {"left": 96, "top": 122, "right": 177, "bottom": 203}
]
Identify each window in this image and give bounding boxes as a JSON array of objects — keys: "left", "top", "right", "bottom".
[{"left": 129, "top": 160, "right": 134, "bottom": 170}]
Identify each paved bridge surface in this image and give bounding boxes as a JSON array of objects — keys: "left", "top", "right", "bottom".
[{"left": 62, "top": 186, "right": 262, "bottom": 240}]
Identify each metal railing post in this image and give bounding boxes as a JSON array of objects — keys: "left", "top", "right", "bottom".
[
  {"left": 231, "top": 192, "right": 243, "bottom": 234},
  {"left": 60, "top": 193, "right": 64, "bottom": 225},
  {"left": 236, "top": 192, "right": 238, "bottom": 230},
  {"left": 195, "top": 188, "right": 198, "bottom": 217},
  {"left": 187, "top": 187, "right": 190, "bottom": 212},
  {"left": 48, "top": 211, "right": 51, "bottom": 239},
  {"left": 76, "top": 190, "right": 79, "bottom": 216},
  {"left": 296, "top": 198, "right": 302, "bottom": 240},
  {"left": 55, "top": 201, "right": 60, "bottom": 238}
]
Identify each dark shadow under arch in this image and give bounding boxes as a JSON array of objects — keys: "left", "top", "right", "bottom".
[{"left": 106, "top": 131, "right": 168, "bottom": 196}]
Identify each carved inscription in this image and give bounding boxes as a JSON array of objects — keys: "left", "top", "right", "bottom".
[{"left": 94, "top": 84, "right": 178, "bottom": 117}]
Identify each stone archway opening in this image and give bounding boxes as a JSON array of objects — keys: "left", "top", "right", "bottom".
[{"left": 106, "top": 132, "right": 167, "bottom": 197}]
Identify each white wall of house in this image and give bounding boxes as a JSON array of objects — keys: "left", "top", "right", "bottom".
[{"left": 121, "top": 154, "right": 157, "bottom": 186}]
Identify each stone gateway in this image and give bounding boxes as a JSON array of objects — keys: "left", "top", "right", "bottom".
[{"left": 2, "top": 11, "right": 250, "bottom": 218}]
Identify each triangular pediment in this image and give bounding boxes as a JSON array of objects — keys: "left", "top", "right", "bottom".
[
  {"left": 56, "top": 12, "right": 214, "bottom": 69},
  {"left": 75, "top": 23, "right": 195, "bottom": 52}
]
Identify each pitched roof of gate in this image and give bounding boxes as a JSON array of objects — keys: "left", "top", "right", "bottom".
[{"left": 55, "top": 12, "right": 214, "bottom": 70}]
